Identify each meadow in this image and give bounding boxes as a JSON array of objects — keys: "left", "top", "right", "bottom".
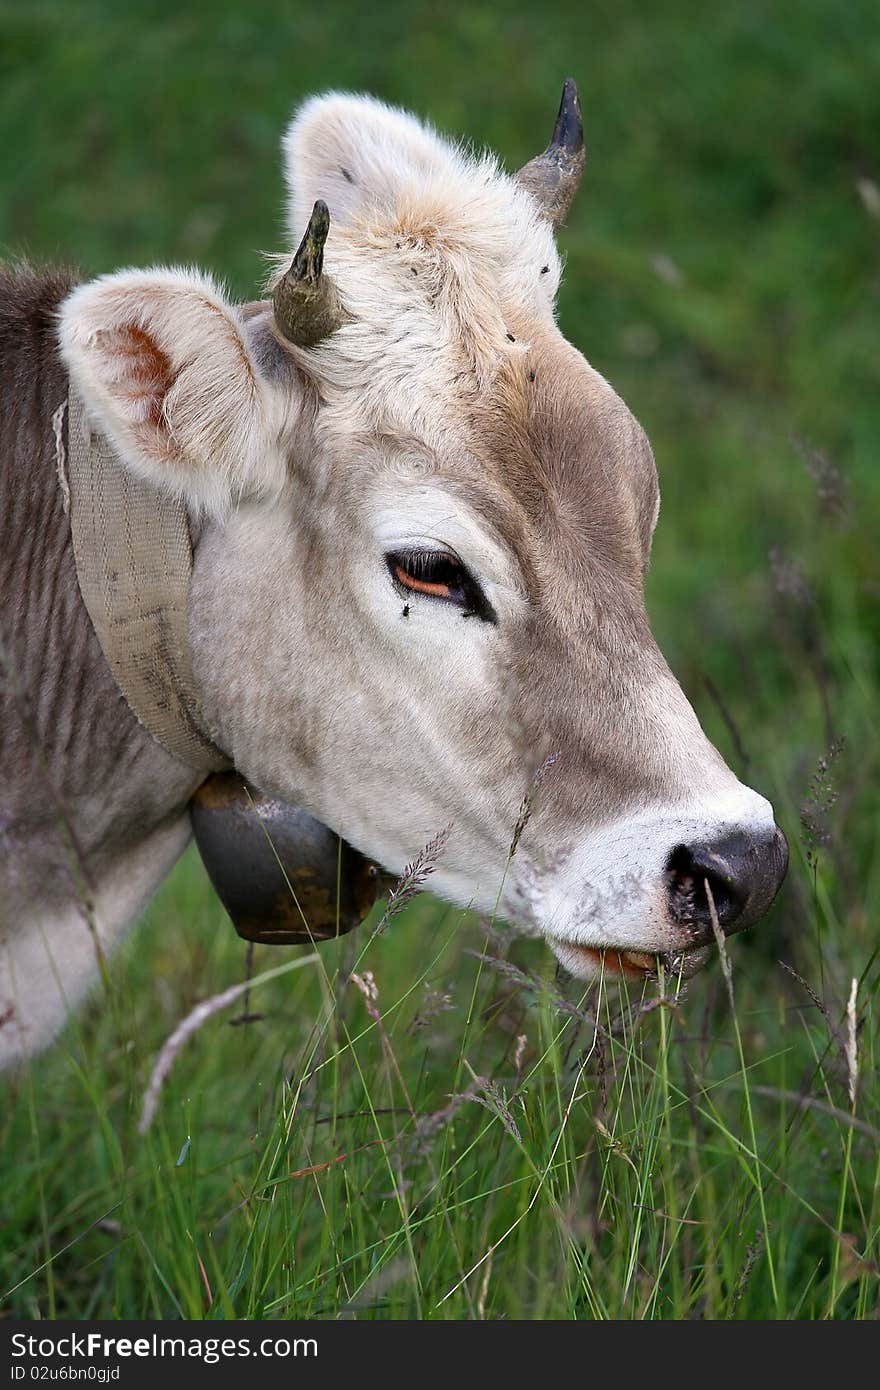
[{"left": 1, "top": 0, "right": 878, "bottom": 1319}]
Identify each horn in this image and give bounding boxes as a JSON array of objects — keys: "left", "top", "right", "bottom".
[
  {"left": 516, "top": 78, "right": 585, "bottom": 228},
  {"left": 273, "top": 199, "right": 345, "bottom": 348}
]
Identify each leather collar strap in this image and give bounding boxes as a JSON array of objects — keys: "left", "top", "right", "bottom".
[{"left": 65, "top": 390, "right": 231, "bottom": 776}]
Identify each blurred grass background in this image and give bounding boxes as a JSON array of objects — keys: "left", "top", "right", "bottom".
[{"left": 1, "top": 0, "right": 878, "bottom": 1319}]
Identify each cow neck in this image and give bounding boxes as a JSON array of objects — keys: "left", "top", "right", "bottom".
[{"left": 64, "top": 389, "right": 231, "bottom": 777}]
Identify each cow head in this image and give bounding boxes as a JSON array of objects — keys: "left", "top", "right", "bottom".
[{"left": 58, "top": 84, "right": 787, "bottom": 983}]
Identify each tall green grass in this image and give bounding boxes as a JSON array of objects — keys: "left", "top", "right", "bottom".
[
  {"left": 2, "top": 736, "right": 878, "bottom": 1320},
  {"left": 1, "top": 0, "right": 878, "bottom": 1320}
]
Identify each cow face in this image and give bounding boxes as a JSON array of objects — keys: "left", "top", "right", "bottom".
[{"left": 59, "top": 87, "right": 787, "bottom": 983}]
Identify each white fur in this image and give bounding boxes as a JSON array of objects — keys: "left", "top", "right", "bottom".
[
  {"left": 283, "top": 92, "right": 469, "bottom": 232},
  {"left": 279, "top": 92, "right": 562, "bottom": 425},
  {"left": 58, "top": 268, "right": 294, "bottom": 518},
  {"left": 60, "top": 96, "right": 561, "bottom": 513}
]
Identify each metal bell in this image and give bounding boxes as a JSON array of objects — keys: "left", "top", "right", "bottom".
[{"left": 190, "top": 772, "right": 387, "bottom": 944}]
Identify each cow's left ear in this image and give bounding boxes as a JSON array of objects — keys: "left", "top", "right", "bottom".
[
  {"left": 58, "top": 268, "right": 293, "bottom": 517},
  {"left": 281, "top": 92, "right": 460, "bottom": 240}
]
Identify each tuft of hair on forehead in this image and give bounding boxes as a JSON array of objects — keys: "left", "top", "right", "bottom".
[{"left": 279, "top": 93, "right": 563, "bottom": 396}]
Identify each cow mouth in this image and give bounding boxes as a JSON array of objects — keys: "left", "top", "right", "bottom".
[{"left": 552, "top": 941, "right": 710, "bottom": 982}]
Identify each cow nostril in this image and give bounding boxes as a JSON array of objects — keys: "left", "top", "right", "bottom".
[
  {"left": 665, "top": 842, "right": 745, "bottom": 935},
  {"left": 666, "top": 828, "right": 788, "bottom": 942}
]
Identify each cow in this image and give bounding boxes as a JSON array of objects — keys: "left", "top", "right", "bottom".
[{"left": 0, "top": 83, "right": 787, "bottom": 1069}]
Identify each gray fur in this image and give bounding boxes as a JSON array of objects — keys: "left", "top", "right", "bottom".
[{"left": 0, "top": 266, "right": 196, "bottom": 1063}]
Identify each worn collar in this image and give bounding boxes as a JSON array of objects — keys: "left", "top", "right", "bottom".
[{"left": 63, "top": 390, "right": 231, "bottom": 777}]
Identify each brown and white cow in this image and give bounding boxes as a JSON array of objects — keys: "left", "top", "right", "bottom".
[{"left": 0, "top": 84, "right": 786, "bottom": 1067}]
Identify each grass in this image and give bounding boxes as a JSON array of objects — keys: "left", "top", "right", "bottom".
[
  {"left": 1, "top": 0, "right": 878, "bottom": 1320},
  {"left": 3, "top": 866, "right": 878, "bottom": 1319}
]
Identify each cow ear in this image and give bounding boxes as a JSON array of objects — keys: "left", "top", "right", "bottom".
[
  {"left": 282, "top": 92, "right": 458, "bottom": 238},
  {"left": 58, "top": 268, "right": 292, "bottom": 518}
]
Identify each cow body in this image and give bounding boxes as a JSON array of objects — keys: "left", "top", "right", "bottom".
[
  {"left": 0, "top": 268, "right": 195, "bottom": 1064},
  {"left": 0, "top": 90, "right": 787, "bottom": 1068}
]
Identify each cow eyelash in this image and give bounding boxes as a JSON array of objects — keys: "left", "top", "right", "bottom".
[{"left": 385, "top": 549, "right": 497, "bottom": 623}]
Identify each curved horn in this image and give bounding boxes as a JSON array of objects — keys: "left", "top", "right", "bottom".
[
  {"left": 516, "top": 78, "right": 585, "bottom": 228},
  {"left": 273, "top": 199, "right": 344, "bottom": 347}
]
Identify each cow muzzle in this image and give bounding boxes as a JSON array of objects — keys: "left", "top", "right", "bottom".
[
  {"left": 665, "top": 826, "right": 789, "bottom": 943},
  {"left": 190, "top": 772, "right": 390, "bottom": 944},
  {"left": 536, "top": 791, "right": 790, "bottom": 984}
]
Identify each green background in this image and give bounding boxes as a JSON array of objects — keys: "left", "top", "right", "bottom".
[{"left": 1, "top": 0, "right": 878, "bottom": 1320}]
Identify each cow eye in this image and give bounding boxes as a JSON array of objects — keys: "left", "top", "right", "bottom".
[{"left": 386, "top": 549, "right": 497, "bottom": 623}]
